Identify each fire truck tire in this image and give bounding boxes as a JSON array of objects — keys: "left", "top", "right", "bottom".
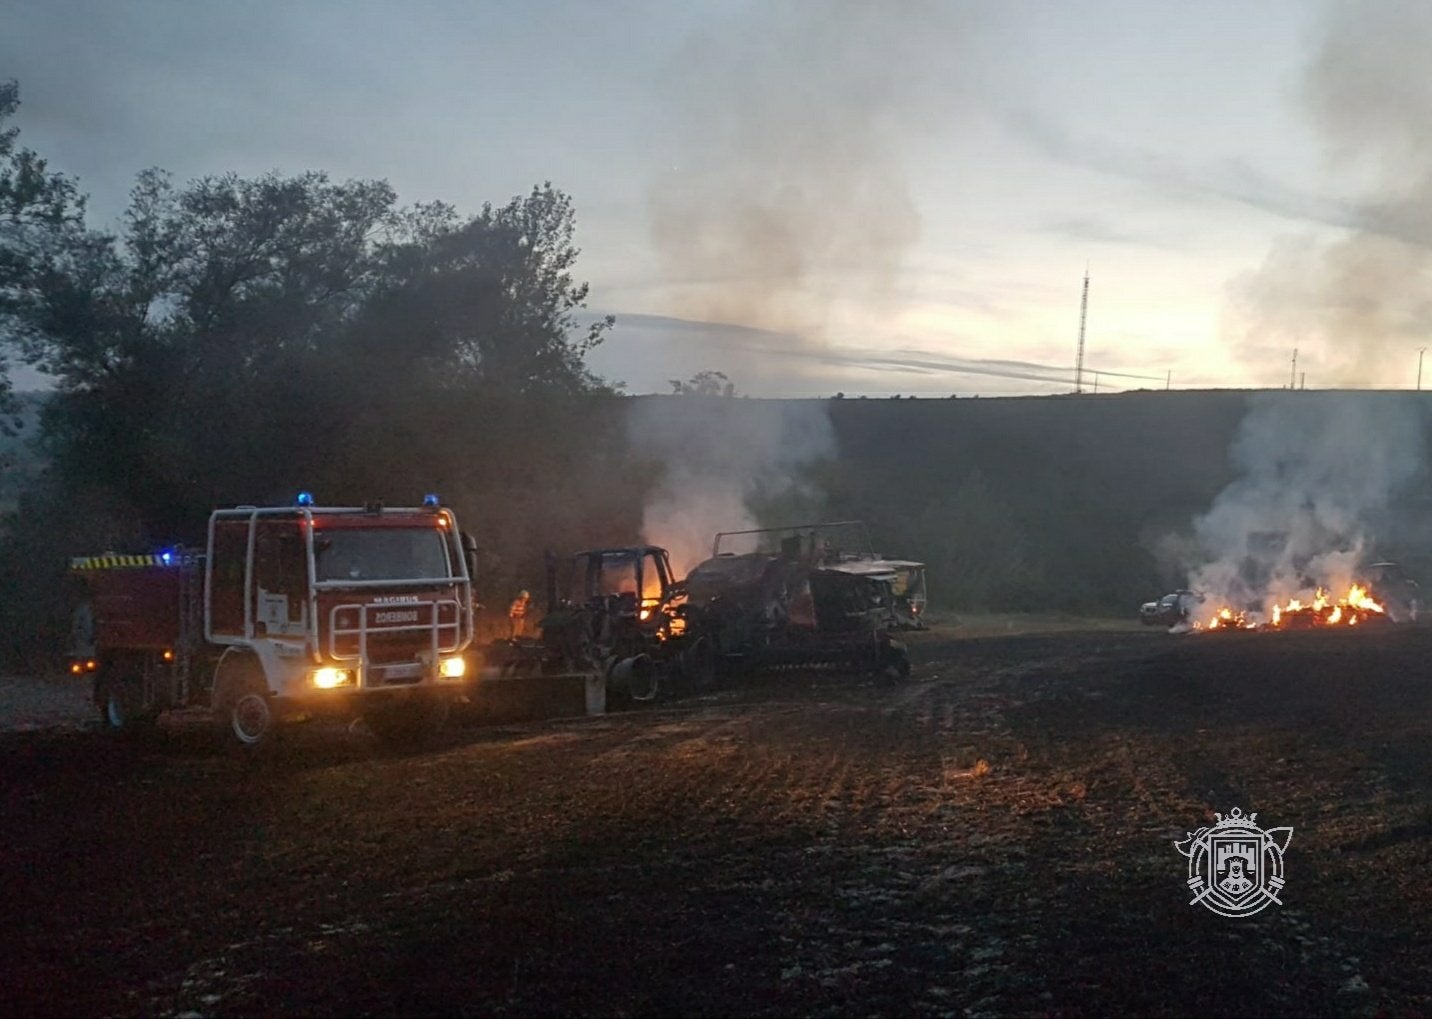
[
  {"left": 95, "top": 672, "right": 154, "bottom": 733},
  {"left": 364, "top": 696, "right": 450, "bottom": 747},
  {"left": 213, "top": 663, "right": 282, "bottom": 752}
]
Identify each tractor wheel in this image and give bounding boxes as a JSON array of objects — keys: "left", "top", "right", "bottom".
[
  {"left": 875, "top": 639, "right": 911, "bottom": 685},
  {"left": 679, "top": 636, "right": 718, "bottom": 693},
  {"left": 610, "top": 654, "right": 659, "bottom": 702},
  {"left": 212, "top": 660, "right": 281, "bottom": 754},
  {"left": 583, "top": 671, "right": 607, "bottom": 716},
  {"left": 364, "top": 696, "right": 450, "bottom": 748}
]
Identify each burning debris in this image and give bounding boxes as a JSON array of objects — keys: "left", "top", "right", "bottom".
[
  {"left": 1198, "top": 583, "right": 1388, "bottom": 632},
  {"left": 1267, "top": 585, "right": 1385, "bottom": 629},
  {"left": 1151, "top": 392, "right": 1430, "bottom": 638},
  {"left": 1204, "top": 607, "right": 1253, "bottom": 631},
  {"left": 1146, "top": 578, "right": 1398, "bottom": 634}
]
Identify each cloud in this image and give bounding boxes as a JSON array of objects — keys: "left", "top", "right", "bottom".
[
  {"left": 1006, "top": 106, "right": 1432, "bottom": 245},
  {"left": 1039, "top": 216, "right": 1173, "bottom": 248},
  {"left": 590, "top": 312, "right": 1164, "bottom": 393}
]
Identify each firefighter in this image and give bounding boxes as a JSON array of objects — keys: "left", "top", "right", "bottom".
[{"left": 508, "top": 589, "right": 532, "bottom": 639}]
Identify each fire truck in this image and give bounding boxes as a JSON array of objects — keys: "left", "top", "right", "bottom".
[{"left": 67, "top": 494, "right": 476, "bottom": 750}]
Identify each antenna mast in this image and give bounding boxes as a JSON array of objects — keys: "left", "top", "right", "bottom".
[{"left": 1074, "top": 270, "right": 1090, "bottom": 394}]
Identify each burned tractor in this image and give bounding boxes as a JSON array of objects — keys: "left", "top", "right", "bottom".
[
  {"left": 477, "top": 545, "right": 715, "bottom": 713},
  {"left": 678, "top": 521, "right": 912, "bottom": 680},
  {"left": 477, "top": 523, "right": 915, "bottom": 714}
]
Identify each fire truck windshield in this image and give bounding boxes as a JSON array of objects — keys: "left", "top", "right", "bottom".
[{"left": 313, "top": 527, "right": 451, "bottom": 583}]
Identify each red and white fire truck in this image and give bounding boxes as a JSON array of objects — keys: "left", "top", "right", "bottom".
[{"left": 67, "top": 494, "right": 476, "bottom": 749}]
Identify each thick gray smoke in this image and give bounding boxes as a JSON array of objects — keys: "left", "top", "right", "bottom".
[
  {"left": 646, "top": 1, "right": 978, "bottom": 342},
  {"left": 1229, "top": 2, "right": 1432, "bottom": 386},
  {"left": 1180, "top": 392, "right": 1426, "bottom": 616},
  {"left": 627, "top": 396, "right": 835, "bottom": 576}
]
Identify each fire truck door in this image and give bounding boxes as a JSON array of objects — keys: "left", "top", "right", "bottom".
[
  {"left": 253, "top": 521, "right": 308, "bottom": 637},
  {"left": 208, "top": 519, "right": 249, "bottom": 639}
]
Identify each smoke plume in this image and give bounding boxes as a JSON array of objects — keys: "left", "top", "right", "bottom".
[
  {"left": 646, "top": 1, "right": 978, "bottom": 341},
  {"left": 1179, "top": 392, "right": 1426, "bottom": 615},
  {"left": 627, "top": 396, "right": 835, "bottom": 576},
  {"left": 1229, "top": 2, "right": 1432, "bottom": 386}
]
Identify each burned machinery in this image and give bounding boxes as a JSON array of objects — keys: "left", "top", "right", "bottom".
[
  {"left": 478, "top": 545, "right": 714, "bottom": 712},
  {"left": 480, "top": 522, "right": 916, "bottom": 711},
  {"left": 678, "top": 521, "right": 913, "bottom": 679}
]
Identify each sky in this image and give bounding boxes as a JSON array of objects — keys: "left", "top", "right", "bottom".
[{"left": 5, "top": 0, "right": 1431, "bottom": 397}]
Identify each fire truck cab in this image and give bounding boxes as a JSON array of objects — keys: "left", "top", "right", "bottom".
[{"left": 69, "top": 495, "right": 476, "bottom": 749}]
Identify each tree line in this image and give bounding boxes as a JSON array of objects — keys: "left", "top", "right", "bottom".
[{"left": 0, "top": 81, "right": 647, "bottom": 664}]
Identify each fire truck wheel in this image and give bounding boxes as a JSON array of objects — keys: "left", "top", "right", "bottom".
[
  {"left": 229, "top": 688, "right": 276, "bottom": 747},
  {"left": 364, "top": 696, "right": 450, "bottom": 747},
  {"left": 95, "top": 672, "right": 152, "bottom": 733},
  {"left": 213, "top": 667, "right": 281, "bottom": 752}
]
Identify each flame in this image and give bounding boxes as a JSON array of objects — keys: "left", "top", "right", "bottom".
[
  {"left": 1204, "top": 583, "right": 1386, "bottom": 632},
  {"left": 1207, "top": 606, "right": 1254, "bottom": 630}
]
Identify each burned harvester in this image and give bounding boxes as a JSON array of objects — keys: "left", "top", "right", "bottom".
[
  {"left": 477, "top": 523, "right": 917, "bottom": 714},
  {"left": 476, "top": 545, "right": 716, "bottom": 714},
  {"left": 678, "top": 521, "right": 913, "bottom": 679}
]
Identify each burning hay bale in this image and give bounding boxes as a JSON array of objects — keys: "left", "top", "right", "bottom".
[{"left": 1198, "top": 583, "right": 1390, "bottom": 632}]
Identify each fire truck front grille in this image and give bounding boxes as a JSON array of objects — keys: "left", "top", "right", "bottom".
[
  {"left": 363, "top": 637, "right": 422, "bottom": 665},
  {"left": 327, "top": 600, "right": 462, "bottom": 678}
]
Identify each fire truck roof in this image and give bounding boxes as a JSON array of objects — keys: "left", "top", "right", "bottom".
[{"left": 210, "top": 506, "right": 449, "bottom": 529}]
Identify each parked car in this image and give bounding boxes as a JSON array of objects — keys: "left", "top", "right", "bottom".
[{"left": 1139, "top": 589, "right": 1201, "bottom": 627}]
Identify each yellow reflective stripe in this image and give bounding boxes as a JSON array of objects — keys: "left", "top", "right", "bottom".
[{"left": 68, "top": 554, "right": 164, "bottom": 570}]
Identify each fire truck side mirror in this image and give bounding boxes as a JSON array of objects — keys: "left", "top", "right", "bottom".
[{"left": 460, "top": 532, "right": 478, "bottom": 582}]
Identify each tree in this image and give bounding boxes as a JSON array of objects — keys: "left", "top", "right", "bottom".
[
  {"left": 3, "top": 149, "right": 619, "bottom": 543},
  {"left": 0, "top": 92, "right": 623, "bottom": 664},
  {"left": 0, "top": 80, "right": 85, "bottom": 435},
  {"left": 670, "top": 370, "right": 736, "bottom": 397},
  {"left": 358, "top": 182, "right": 614, "bottom": 396}
]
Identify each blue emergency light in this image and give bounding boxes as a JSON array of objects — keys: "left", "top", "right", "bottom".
[
  {"left": 159, "top": 549, "right": 175, "bottom": 566},
  {"left": 423, "top": 493, "right": 441, "bottom": 509},
  {"left": 296, "top": 491, "right": 315, "bottom": 507}
]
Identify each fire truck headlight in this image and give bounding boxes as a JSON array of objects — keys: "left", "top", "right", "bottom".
[
  {"left": 438, "top": 655, "right": 467, "bottom": 680},
  {"left": 310, "top": 666, "right": 354, "bottom": 689}
]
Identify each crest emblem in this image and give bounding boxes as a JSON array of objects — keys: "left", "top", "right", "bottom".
[{"left": 1174, "top": 807, "right": 1293, "bottom": 917}]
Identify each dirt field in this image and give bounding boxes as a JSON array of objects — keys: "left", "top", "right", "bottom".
[{"left": 2, "top": 623, "right": 1430, "bottom": 1016}]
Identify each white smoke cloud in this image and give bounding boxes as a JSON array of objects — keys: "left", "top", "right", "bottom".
[
  {"left": 627, "top": 396, "right": 836, "bottom": 576},
  {"left": 1228, "top": 2, "right": 1432, "bottom": 386},
  {"left": 1182, "top": 392, "right": 1426, "bottom": 616},
  {"left": 646, "top": 1, "right": 984, "bottom": 342}
]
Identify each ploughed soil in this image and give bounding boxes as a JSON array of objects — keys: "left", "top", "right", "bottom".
[{"left": 2, "top": 623, "right": 1430, "bottom": 1017}]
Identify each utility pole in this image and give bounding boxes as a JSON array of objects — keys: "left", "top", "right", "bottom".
[
  {"left": 1419, "top": 348, "right": 1426, "bottom": 391},
  {"left": 1093, "top": 371, "right": 1101, "bottom": 393},
  {"left": 1290, "top": 348, "right": 1298, "bottom": 390},
  {"left": 1165, "top": 369, "right": 1171, "bottom": 391},
  {"left": 1074, "top": 270, "right": 1089, "bottom": 394}
]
